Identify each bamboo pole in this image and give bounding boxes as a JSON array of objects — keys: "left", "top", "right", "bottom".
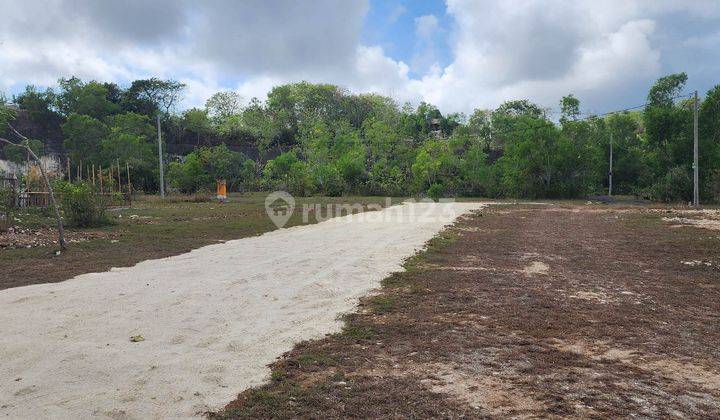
[
  {"left": 99, "top": 165, "right": 103, "bottom": 193},
  {"left": 92, "top": 164, "right": 96, "bottom": 186},
  {"left": 116, "top": 158, "right": 121, "bottom": 192},
  {"left": 126, "top": 162, "right": 131, "bottom": 195},
  {"left": 66, "top": 157, "right": 71, "bottom": 182}
]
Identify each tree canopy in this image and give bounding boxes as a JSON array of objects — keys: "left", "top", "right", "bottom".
[{"left": 3, "top": 74, "right": 719, "bottom": 202}]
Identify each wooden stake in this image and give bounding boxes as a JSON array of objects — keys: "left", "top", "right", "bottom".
[
  {"left": 116, "top": 158, "right": 121, "bottom": 192},
  {"left": 126, "top": 162, "right": 131, "bottom": 195},
  {"left": 99, "top": 165, "right": 103, "bottom": 193},
  {"left": 66, "top": 157, "right": 71, "bottom": 182}
]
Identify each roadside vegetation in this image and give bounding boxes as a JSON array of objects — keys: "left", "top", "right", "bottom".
[{"left": 2, "top": 73, "right": 719, "bottom": 203}]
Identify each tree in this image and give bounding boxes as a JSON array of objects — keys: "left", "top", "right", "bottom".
[
  {"left": 13, "top": 86, "right": 58, "bottom": 124},
  {"left": 263, "top": 151, "right": 310, "bottom": 195},
  {"left": 56, "top": 77, "right": 119, "bottom": 119},
  {"left": 182, "top": 108, "right": 211, "bottom": 145},
  {"left": 699, "top": 84, "right": 720, "bottom": 200},
  {"left": 206, "top": 91, "right": 242, "bottom": 123},
  {"left": 105, "top": 112, "right": 155, "bottom": 139},
  {"left": 167, "top": 144, "right": 256, "bottom": 193},
  {"left": 643, "top": 73, "right": 693, "bottom": 196},
  {"left": 123, "top": 78, "right": 185, "bottom": 115},
  {"left": 61, "top": 114, "right": 109, "bottom": 163},
  {"left": 102, "top": 112, "right": 157, "bottom": 191},
  {"left": 647, "top": 73, "right": 688, "bottom": 107},
  {"left": 560, "top": 94, "right": 580, "bottom": 123}
]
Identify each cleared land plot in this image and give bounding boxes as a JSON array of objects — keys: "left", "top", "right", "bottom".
[
  {"left": 0, "top": 193, "right": 399, "bottom": 290},
  {"left": 213, "top": 204, "right": 720, "bottom": 418},
  {"left": 0, "top": 201, "right": 483, "bottom": 418}
]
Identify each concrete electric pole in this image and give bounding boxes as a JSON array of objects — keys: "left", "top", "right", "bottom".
[
  {"left": 693, "top": 90, "right": 699, "bottom": 207},
  {"left": 608, "top": 131, "right": 613, "bottom": 197},
  {"left": 157, "top": 114, "right": 165, "bottom": 198}
]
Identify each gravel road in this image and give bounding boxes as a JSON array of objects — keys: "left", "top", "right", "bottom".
[{"left": 0, "top": 201, "right": 483, "bottom": 418}]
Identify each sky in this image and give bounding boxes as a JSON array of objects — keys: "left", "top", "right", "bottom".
[{"left": 1, "top": 0, "right": 719, "bottom": 116}]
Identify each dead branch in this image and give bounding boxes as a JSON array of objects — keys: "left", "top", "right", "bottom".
[{"left": 1, "top": 125, "right": 66, "bottom": 249}]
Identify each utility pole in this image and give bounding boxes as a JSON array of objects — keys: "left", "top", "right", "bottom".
[
  {"left": 608, "top": 131, "right": 613, "bottom": 197},
  {"left": 693, "top": 90, "right": 699, "bottom": 207},
  {"left": 157, "top": 114, "right": 165, "bottom": 198}
]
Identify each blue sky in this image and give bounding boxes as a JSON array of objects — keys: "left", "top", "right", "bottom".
[
  {"left": 1, "top": 0, "right": 719, "bottom": 115},
  {"left": 362, "top": 0, "right": 453, "bottom": 78}
]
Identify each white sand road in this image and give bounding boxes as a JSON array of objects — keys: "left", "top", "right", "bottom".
[{"left": 1, "top": 201, "right": 484, "bottom": 419}]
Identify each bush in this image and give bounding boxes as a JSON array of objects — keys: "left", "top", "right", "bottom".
[
  {"left": 263, "top": 152, "right": 311, "bottom": 196},
  {"left": 427, "top": 183, "right": 444, "bottom": 202},
  {"left": 310, "top": 164, "right": 344, "bottom": 196},
  {"left": 645, "top": 166, "right": 692, "bottom": 203},
  {"left": 167, "top": 145, "right": 256, "bottom": 194},
  {"left": 0, "top": 186, "right": 15, "bottom": 231},
  {"left": 56, "top": 181, "right": 110, "bottom": 227}
]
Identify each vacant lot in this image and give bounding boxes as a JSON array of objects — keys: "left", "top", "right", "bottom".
[
  {"left": 214, "top": 203, "right": 720, "bottom": 418},
  {"left": 0, "top": 201, "right": 481, "bottom": 418},
  {"left": 0, "top": 193, "right": 399, "bottom": 290}
]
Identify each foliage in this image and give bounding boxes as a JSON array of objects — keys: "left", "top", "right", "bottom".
[
  {"left": 0, "top": 104, "right": 17, "bottom": 132},
  {"left": 0, "top": 186, "right": 15, "bottom": 230},
  {"left": 56, "top": 77, "right": 119, "bottom": 119},
  {"left": 182, "top": 108, "right": 211, "bottom": 145},
  {"left": 167, "top": 144, "right": 256, "bottom": 193},
  {"left": 263, "top": 152, "right": 310, "bottom": 195},
  {"left": 3, "top": 138, "right": 44, "bottom": 164},
  {"left": 644, "top": 166, "right": 692, "bottom": 203},
  {"left": 9, "top": 74, "right": 720, "bottom": 203},
  {"left": 55, "top": 181, "right": 110, "bottom": 227},
  {"left": 61, "top": 114, "right": 109, "bottom": 163},
  {"left": 205, "top": 91, "right": 242, "bottom": 123},
  {"left": 123, "top": 78, "right": 185, "bottom": 115}
]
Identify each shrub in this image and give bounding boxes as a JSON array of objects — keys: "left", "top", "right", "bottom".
[
  {"left": 56, "top": 181, "right": 110, "bottom": 227},
  {"left": 427, "top": 183, "right": 444, "bottom": 202},
  {"left": 645, "top": 166, "right": 692, "bottom": 203},
  {"left": 310, "top": 164, "right": 344, "bottom": 196},
  {"left": 0, "top": 186, "right": 15, "bottom": 231},
  {"left": 263, "top": 152, "right": 311, "bottom": 196}
]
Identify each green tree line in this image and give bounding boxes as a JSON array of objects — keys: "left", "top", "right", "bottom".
[{"left": 3, "top": 73, "right": 720, "bottom": 202}]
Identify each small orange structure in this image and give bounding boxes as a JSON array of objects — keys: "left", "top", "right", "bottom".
[{"left": 216, "top": 179, "right": 227, "bottom": 203}]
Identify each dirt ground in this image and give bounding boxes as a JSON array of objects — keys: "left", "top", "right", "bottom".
[
  {"left": 0, "top": 202, "right": 480, "bottom": 418},
  {"left": 211, "top": 203, "right": 720, "bottom": 418}
]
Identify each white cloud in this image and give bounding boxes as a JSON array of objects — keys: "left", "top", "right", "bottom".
[
  {"left": 0, "top": 0, "right": 718, "bottom": 114},
  {"left": 415, "top": 15, "right": 439, "bottom": 39},
  {"left": 410, "top": 14, "right": 441, "bottom": 75}
]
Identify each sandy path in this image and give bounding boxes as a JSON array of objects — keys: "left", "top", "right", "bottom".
[{"left": 0, "top": 201, "right": 483, "bottom": 419}]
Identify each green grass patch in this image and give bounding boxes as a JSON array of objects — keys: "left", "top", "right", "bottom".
[
  {"left": 369, "top": 296, "right": 397, "bottom": 314},
  {"left": 295, "top": 351, "right": 337, "bottom": 367},
  {"left": 380, "top": 271, "right": 407, "bottom": 288},
  {"left": 340, "top": 324, "right": 375, "bottom": 341}
]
